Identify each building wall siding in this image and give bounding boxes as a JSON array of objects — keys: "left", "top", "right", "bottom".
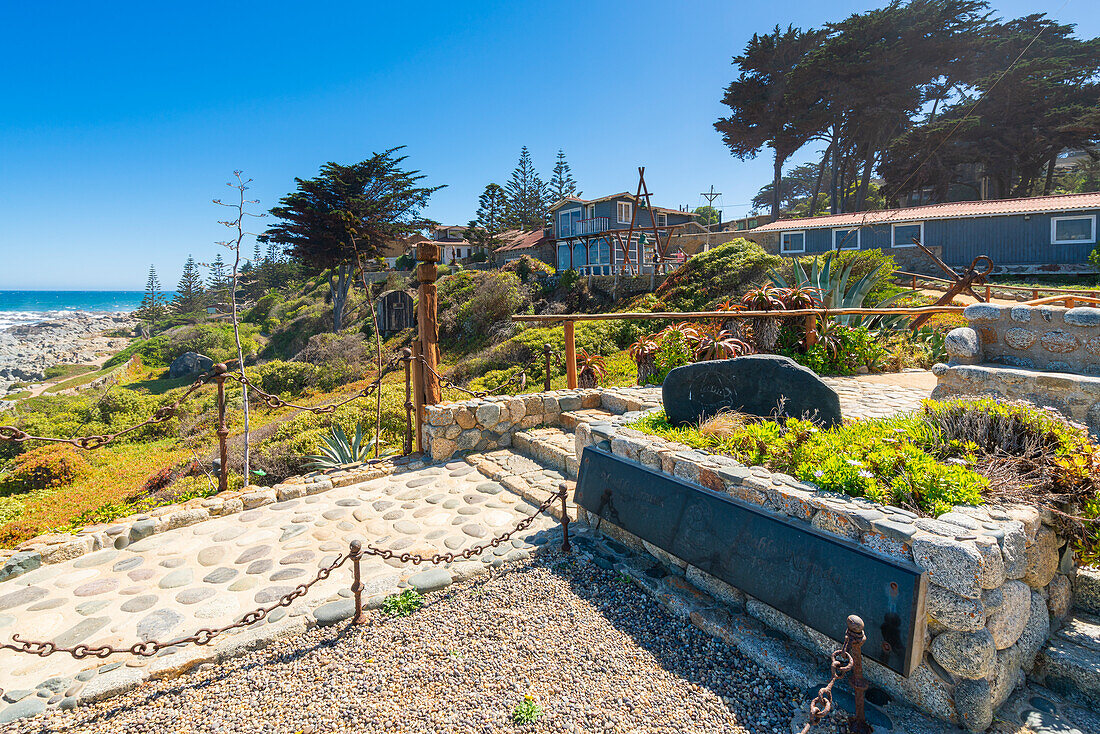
[{"left": 767, "top": 209, "right": 1098, "bottom": 266}]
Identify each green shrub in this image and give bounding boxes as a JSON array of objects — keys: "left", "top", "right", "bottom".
[
  {"left": 559, "top": 269, "right": 580, "bottom": 292},
  {"left": 245, "top": 291, "right": 283, "bottom": 325},
  {"left": 0, "top": 445, "right": 91, "bottom": 492},
  {"left": 247, "top": 360, "right": 317, "bottom": 396},
  {"left": 653, "top": 330, "right": 692, "bottom": 382},
  {"left": 437, "top": 270, "right": 528, "bottom": 344},
  {"left": 649, "top": 240, "right": 781, "bottom": 310}
]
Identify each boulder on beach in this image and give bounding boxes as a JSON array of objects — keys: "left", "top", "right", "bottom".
[
  {"left": 168, "top": 352, "right": 214, "bottom": 379},
  {"left": 661, "top": 355, "right": 842, "bottom": 428}
]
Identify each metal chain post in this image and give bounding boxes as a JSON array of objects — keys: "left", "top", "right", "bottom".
[
  {"left": 543, "top": 342, "right": 552, "bottom": 392},
  {"left": 797, "top": 614, "right": 868, "bottom": 734}
]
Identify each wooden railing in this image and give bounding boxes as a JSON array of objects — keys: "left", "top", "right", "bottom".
[
  {"left": 512, "top": 306, "right": 965, "bottom": 388},
  {"left": 896, "top": 270, "right": 1100, "bottom": 304}
]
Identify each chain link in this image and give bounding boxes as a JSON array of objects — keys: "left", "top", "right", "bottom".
[
  {"left": 798, "top": 639, "right": 856, "bottom": 734},
  {"left": 0, "top": 372, "right": 214, "bottom": 449},
  {"left": 0, "top": 551, "right": 350, "bottom": 661},
  {"left": 228, "top": 353, "right": 403, "bottom": 414}
]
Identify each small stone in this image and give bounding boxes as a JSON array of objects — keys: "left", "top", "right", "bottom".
[
  {"left": 930, "top": 628, "right": 996, "bottom": 679},
  {"left": 313, "top": 599, "right": 356, "bottom": 627},
  {"left": 136, "top": 609, "right": 183, "bottom": 641},
  {"left": 954, "top": 678, "right": 993, "bottom": 732},
  {"left": 158, "top": 568, "right": 193, "bottom": 589},
  {"left": 120, "top": 595, "right": 158, "bottom": 613},
  {"left": 913, "top": 535, "right": 983, "bottom": 599},
  {"left": 176, "top": 587, "right": 215, "bottom": 605},
  {"left": 202, "top": 567, "right": 238, "bottom": 584},
  {"left": 0, "top": 698, "right": 46, "bottom": 724},
  {"left": 408, "top": 568, "right": 452, "bottom": 592}
]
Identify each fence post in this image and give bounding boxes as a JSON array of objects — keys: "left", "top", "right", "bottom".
[
  {"left": 214, "top": 363, "right": 229, "bottom": 493},
  {"left": 416, "top": 242, "right": 442, "bottom": 405},
  {"left": 543, "top": 343, "right": 552, "bottom": 392},
  {"left": 411, "top": 340, "right": 425, "bottom": 454},
  {"left": 985, "top": 284, "right": 991, "bottom": 302},
  {"left": 1033, "top": 288, "right": 1039, "bottom": 301},
  {"left": 804, "top": 313, "right": 818, "bottom": 347},
  {"left": 349, "top": 540, "right": 367, "bottom": 625},
  {"left": 846, "top": 615, "right": 871, "bottom": 734},
  {"left": 400, "top": 348, "right": 413, "bottom": 456},
  {"left": 911, "top": 274, "right": 917, "bottom": 290},
  {"left": 564, "top": 320, "right": 578, "bottom": 389},
  {"left": 559, "top": 483, "right": 572, "bottom": 553},
  {"left": 1066, "top": 297, "right": 1076, "bottom": 309}
]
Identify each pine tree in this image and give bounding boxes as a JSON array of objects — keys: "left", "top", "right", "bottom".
[
  {"left": 138, "top": 264, "right": 167, "bottom": 322},
  {"left": 548, "top": 149, "right": 578, "bottom": 202},
  {"left": 172, "top": 255, "right": 206, "bottom": 314},
  {"left": 207, "top": 253, "right": 229, "bottom": 296},
  {"left": 465, "top": 183, "right": 508, "bottom": 252},
  {"left": 503, "top": 146, "right": 550, "bottom": 230}
]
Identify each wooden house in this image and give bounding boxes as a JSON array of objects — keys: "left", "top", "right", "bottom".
[{"left": 375, "top": 290, "right": 416, "bottom": 336}]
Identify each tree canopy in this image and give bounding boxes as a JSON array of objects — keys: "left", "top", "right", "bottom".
[
  {"left": 262, "top": 147, "right": 442, "bottom": 331},
  {"left": 718, "top": 1, "right": 1099, "bottom": 215},
  {"left": 503, "top": 146, "right": 550, "bottom": 230}
]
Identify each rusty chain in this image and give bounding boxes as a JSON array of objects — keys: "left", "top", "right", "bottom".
[
  {"left": 1, "top": 486, "right": 569, "bottom": 660},
  {"left": 798, "top": 643, "right": 855, "bottom": 733},
  {"left": 0, "top": 372, "right": 215, "bottom": 449},
  {"left": 414, "top": 350, "right": 553, "bottom": 400},
  {"left": 361, "top": 486, "right": 566, "bottom": 565},
  {"left": 227, "top": 353, "right": 403, "bottom": 414},
  {"left": 1, "top": 550, "right": 350, "bottom": 661}
]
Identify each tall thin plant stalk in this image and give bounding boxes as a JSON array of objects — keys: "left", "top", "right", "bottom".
[{"left": 214, "top": 171, "right": 265, "bottom": 480}]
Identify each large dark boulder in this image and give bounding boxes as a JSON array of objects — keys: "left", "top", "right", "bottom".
[
  {"left": 168, "top": 351, "right": 214, "bottom": 379},
  {"left": 662, "top": 355, "right": 842, "bottom": 428}
]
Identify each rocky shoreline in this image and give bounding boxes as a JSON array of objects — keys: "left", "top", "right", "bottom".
[{"left": 0, "top": 312, "right": 136, "bottom": 400}]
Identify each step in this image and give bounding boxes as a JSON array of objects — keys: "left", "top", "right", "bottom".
[
  {"left": 511, "top": 426, "right": 579, "bottom": 478},
  {"left": 1077, "top": 566, "right": 1100, "bottom": 616},
  {"left": 465, "top": 448, "right": 576, "bottom": 521},
  {"left": 1057, "top": 613, "right": 1100, "bottom": 653},
  {"left": 1034, "top": 627, "right": 1100, "bottom": 708},
  {"left": 559, "top": 408, "right": 614, "bottom": 431}
]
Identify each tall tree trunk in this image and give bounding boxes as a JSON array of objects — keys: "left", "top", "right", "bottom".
[
  {"left": 772, "top": 153, "right": 784, "bottom": 218},
  {"left": 856, "top": 146, "right": 874, "bottom": 211},
  {"left": 330, "top": 262, "right": 352, "bottom": 332},
  {"left": 1043, "top": 156, "right": 1057, "bottom": 195},
  {"left": 809, "top": 143, "right": 831, "bottom": 218},
  {"left": 829, "top": 126, "right": 840, "bottom": 215}
]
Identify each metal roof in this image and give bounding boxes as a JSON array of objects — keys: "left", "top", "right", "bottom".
[{"left": 749, "top": 192, "right": 1100, "bottom": 233}]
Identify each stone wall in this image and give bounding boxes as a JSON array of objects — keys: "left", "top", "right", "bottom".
[
  {"left": 891, "top": 244, "right": 945, "bottom": 275},
  {"left": 934, "top": 303, "right": 1100, "bottom": 432},
  {"left": 569, "top": 409, "right": 1070, "bottom": 732}
]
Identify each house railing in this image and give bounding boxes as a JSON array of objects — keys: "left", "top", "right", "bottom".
[
  {"left": 560, "top": 217, "right": 610, "bottom": 238},
  {"left": 512, "top": 305, "right": 964, "bottom": 389}
]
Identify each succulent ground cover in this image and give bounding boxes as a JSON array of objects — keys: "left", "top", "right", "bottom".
[{"left": 630, "top": 399, "right": 1100, "bottom": 562}]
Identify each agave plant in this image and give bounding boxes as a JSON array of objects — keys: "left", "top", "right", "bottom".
[
  {"left": 576, "top": 349, "right": 607, "bottom": 388},
  {"left": 304, "top": 424, "right": 384, "bottom": 470},
  {"left": 767, "top": 253, "right": 909, "bottom": 326}
]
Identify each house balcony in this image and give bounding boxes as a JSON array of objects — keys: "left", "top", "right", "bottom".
[{"left": 559, "top": 217, "right": 610, "bottom": 238}]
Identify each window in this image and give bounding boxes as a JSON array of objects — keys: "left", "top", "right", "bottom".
[
  {"left": 586, "top": 204, "right": 595, "bottom": 219},
  {"left": 749, "top": 219, "right": 757, "bottom": 228},
  {"left": 780, "top": 231, "right": 805, "bottom": 254},
  {"left": 892, "top": 222, "right": 923, "bottom": 248},
  {"left": 656, "top": 212, "right": 667, "bottom": 227},
  {"left": 617, "top": 201, "right": 632, "bottom": 224},
  {"left": 1051, "top": 215, "right": 1096, "bottom": 245},
  {"left": 734, "top": 222, "right": 744, "bottom": 230},
  {"left": 833, "top": 228, "right": 860, "bottom": 250},
  {"left": 559, "top": 211, "right": 571, "bottom": 238}
]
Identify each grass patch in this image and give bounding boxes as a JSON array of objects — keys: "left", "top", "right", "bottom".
[
  {"left": 44, "top": 364, "right": 115, "bottom": 393},
  {"left": 3, "top": 391, "right": 31, "bottom": 401},
  {"left": 43, "top": 364, "right": 96, "bottom": 381},
  {"left": 511, "top": 696, "right": 542, "bottom": 725},
  {"left": 381, "top": 588, "right": 423, "bottom": 617}
]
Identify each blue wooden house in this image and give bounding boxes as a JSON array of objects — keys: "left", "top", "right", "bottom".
[
  {"left": 549, "top": 193, "right": 696, "bottom": 274},
  {"left": 745, "top": 192, "right": 1100, "bottom": 273}
]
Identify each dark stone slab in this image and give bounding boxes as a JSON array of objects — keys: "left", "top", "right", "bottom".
[
  {"left": 661, "top": 355, "right": 842, "bottom": 427},
  {"left": 575, "top": 446, "right": 927, "bottom": 676}
]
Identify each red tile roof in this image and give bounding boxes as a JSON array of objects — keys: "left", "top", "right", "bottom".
[
  {"left": 495, "top": 229, "right": 548, "bottom": 252},
  {"left": 749, "top": 192, "right": 1100, "bottom": 233}
]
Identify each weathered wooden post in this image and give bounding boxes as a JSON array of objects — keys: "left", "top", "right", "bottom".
[
  {"left": 564, "top": 319, "right": 578, "bottom": 389},
  {"left": 543, "top": 343, "right": 552, "bottom": 392},
  {"left": 985, "top": 284, "right": 991, "bottom": 301},
  {"left": 416, "top": 241, "right": 442, "bottom": 405},
  {"left": 804, "top": 313, "right": 818, "bottom": 347},
  {"left": 411, "top": 341, "right": 425, "bottom": 453},
  {"left": 213, "top": 363, "right": 229, "bottom": 493}
]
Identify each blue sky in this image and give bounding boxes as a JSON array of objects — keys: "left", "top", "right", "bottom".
[{"left": 1, "top": 1, "right": 1096, "bottom": 290}]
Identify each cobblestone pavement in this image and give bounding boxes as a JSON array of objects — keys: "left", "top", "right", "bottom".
[
  {"left": 0, "top": 462, "right": 556, "bottom": 723},
  {"left": 822, "top": 373, "right": 933, "bottom": 420}
]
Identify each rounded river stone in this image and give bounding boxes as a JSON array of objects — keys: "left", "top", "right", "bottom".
[
  {"left": 136, "top": 609, "right": 183, "bottom": 641},
  {"left": 111, "top": 556, "right": 144, "bottom": 573},
  {"left": 158, "top": 569, "right": 193, "bottom": 589},
  {"left": 235, "top": 545, "right": 271, "bottom": 564},
  {"left": 246, "top": 560, "right": 273, "bottom": 575},
  {"left": 203, "top": 567, "right": 238, "bottom": 584},
  {"left": 197, "top": 546, "right": 225, "bottom": 567},
  {"left": 73, "top": 579, "right": 119, "bottom": 597},
  {"left": 120, "top": 595, "right": 158, "bottom": 613},
  {"left": 73, "top": 550, "right": 120, "bottom": 569},
  {"left": 176, "top": 587, "right": 215, "bottom": 605}
]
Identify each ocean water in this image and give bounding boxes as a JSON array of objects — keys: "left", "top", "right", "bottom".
[{"left": 0, "top": 291, "right": 152, "bottom": 329}]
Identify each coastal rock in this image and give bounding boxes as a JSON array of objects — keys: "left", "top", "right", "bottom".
[{"left": 168, "top": 352, "right": 214, "bottom": 379}]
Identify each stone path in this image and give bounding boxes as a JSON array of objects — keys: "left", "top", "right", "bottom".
[
  {"left": 0, "top": 461, "right": 557, "bottom": 722},
  {"left": 822, "top": 373, "right": 933, "bottom": 420}
]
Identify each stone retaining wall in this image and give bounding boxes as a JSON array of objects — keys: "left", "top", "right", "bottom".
[
  {"left": 934, "top": 303, "right": 1100, "bottom": 432},
  {"left": 569, "top": 409, "right": 1072, "bottom": 732}
]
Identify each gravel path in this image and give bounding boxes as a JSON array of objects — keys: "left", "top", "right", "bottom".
[{"left": 3, "top": 550, "right": 812, "bottom": 734}]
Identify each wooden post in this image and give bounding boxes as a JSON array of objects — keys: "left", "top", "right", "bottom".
[
  {"left": 985, "top": 284, "right": 991, "bottom": 302},
  {"left": 564, "top": 320, "right": 578, "bottom": 389},
  {"left": 1033, "top": 289, "right": 1039, "bottom": 301},
  {"left": 411, "top": 340, "right": 425, "bottom": 453},
  {"left": 804, "top": 313, "right": 818, "bottom": 347},
  {"left": 416, "top": 242, "right": 442, "bottom": 405},
  {"left": 911, "top": 274, "right": 917, "bottom": 290},
  {"left": 1066, "top": 297, "right": 1076, "bottom": 309}
]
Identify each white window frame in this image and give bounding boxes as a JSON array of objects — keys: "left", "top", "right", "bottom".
[
  {"left": 891, "top": 221, "right": 924, "bottom": 248},
  {"left": 780, "top": 230, "right": 805, "bottom": 254},
  {"left": 617, "top": 201, "right": 632, "bottom": 224},
  {"left": 585, "top": 204, "right": 595, "bottom": 219},
  {"left": 833, "top": 227, "right": 860, "bottom": 251},
  {"left": 1051, "top": 214, "right": 1096, "bottom": 245},
  {"left": 656, "top": 212, "right": 667, "bottom": 227}
]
